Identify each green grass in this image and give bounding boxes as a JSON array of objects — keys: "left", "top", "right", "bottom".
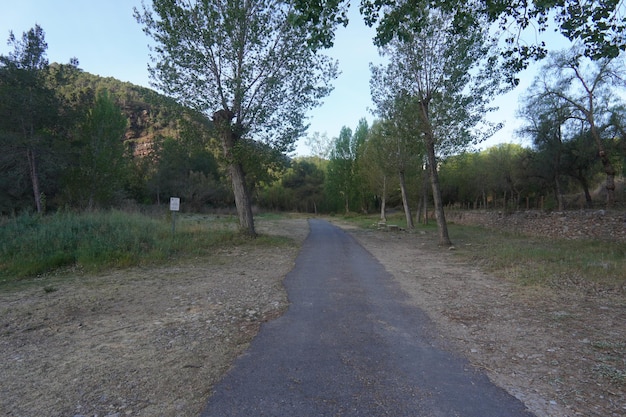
[
  {"left": 448, "top": 224, "right": 625, "bottom": 290},
  {"left": 340, "top": 213, "right": 626, "bottom": 291},
  {"left": 0, "top": 210, "right": 270, "bottom": 285}
]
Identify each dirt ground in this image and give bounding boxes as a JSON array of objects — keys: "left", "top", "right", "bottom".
[{"left": 1, "top": 218, "right": 624, "bottom": 417}]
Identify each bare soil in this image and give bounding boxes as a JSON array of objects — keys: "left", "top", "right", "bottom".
[{"left": 1, "top": 218, "right": 624, "bottom": 417}]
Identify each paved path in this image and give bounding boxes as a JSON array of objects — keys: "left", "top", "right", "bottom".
[{"left": 201, "top": 219, "right": 534, "bottom": 417}]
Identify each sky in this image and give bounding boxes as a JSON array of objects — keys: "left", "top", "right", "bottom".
[{"left": 0, "top": 1, "right": 569, "bottom": 156}]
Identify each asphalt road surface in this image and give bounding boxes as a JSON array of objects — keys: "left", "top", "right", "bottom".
[{"left": 201, "top": 219, "right": 534, "bottom": 417}]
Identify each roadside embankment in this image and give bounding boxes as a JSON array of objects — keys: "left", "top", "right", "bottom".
[{"left": 447, "top": 210, "right": 626, "bottom": 242}]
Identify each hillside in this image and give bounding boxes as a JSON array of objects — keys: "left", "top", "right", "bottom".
[
  {"left": 51, "top": 64, "right": 213, "bottom": 156},
  {"left": 0, "top": 62, "right": 223, "bottom": 214}
]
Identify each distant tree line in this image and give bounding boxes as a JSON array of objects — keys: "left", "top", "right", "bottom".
[
  {"left": 262, "top": 116, "right": 622, "bottom": 220},
  {"left": 1, "top": 25, "right": 624, "bottom": 221}
]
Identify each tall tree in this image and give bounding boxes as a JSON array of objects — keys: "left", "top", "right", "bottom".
[
  {"left": 370, "top": 7, "right": 502, "bottom": 246},
  {"left": 561, "top": 131, "right": 601, "bottom": 208},
  {"left": 351, "top": 118, "right": 371, "bottom": 213},
  {"left": 483, "top": 144, "right": 526, "bottom": 210},
  {"left": 518, "top": 87, "right": 573, "bottom": 210},
  {"left": 326, "top": 126, "right": 356, "bottom": 213},
  {"left": 65, "top": 90, "right": 129, "bottom": 209},
  {"left": 359, "top": 120, "right": 398, "bottom": 222},
  {"left": 0, "top": 25, "right": 58, "bottom": 213},
  {"left": 368, "top": 91, "right": 424, "bottom": 229},
  {"left": 531, "top": 48, "right": 626, "bottom": 207},
  {"left": 136, "top": 0, "right": 337, "bottom": 235}
]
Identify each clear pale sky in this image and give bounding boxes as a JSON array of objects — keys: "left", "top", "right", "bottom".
[{"left": 1, "top": 1, "right": 567, "bottom": 155}]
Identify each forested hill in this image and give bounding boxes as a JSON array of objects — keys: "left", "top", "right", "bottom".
[
  {"left": 49, "top": 63, "right": 211, "bottom": 155},
  {"left": 1, "top": 61, "right": 223, "bottom": 214}
]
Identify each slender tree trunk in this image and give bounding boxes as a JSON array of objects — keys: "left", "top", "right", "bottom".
[
  {"left": 26, "top": 148, "right": 42, "bottom": 213},
  {"left": 589, "top": 110, "right": 616, "bottom": 207},
  {"left": 554, "top": 176, "right": 564, "bottom": 211},
  {"left": 415, "top": 197, "right": 422, "bottom": 225},
  {"left": 214, "top": 110, "right": 256, "bottom": 237},
  {"left": 575, "top": 173, "right": 593, "bottom": 208},
  {"left": 380, "top": 175, "right": 387, "bottom": 222},
  {"left": 398, "top": 170, "right": 414, "bottom": 229},
  {"left": 554, "top": 127, "right": 564, "bottom": 211},
  {"left": 417, "top": 166, "right": 429, "bottom": 225},
  {"left": 424, "top": 137, "right": 451, "bottom": 245},
  {"left": 419, "top": 99, "right": 451, "bottom": 246}
]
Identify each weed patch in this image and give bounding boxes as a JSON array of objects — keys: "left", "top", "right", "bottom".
[
  {"left": 0, "top": 210, "right": 245, "bottom": 284},
  {"left": 339, "top": 214, "right": 626, "bottom": 293}
]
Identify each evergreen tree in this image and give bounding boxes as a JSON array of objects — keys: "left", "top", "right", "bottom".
[
  {"left": 64, "top": 90, "right": 129, "bottom": 209},
  {"left": 0, "top": 25, "right": 60, "bottom": 213}
]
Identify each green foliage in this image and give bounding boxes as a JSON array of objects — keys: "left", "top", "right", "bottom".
[
  {"left": 289, "top": 0, "right": 350, "bottom": 50},
  {"left": 0, "top": 210, "right": 241, "bottom": 283},
  {"left": 438, "top": 143, "right": 603, "bottom": 210},
  {"left": 517, "top": 49, "right": 626, "bottom": 208},
  {"left": 0, "top": 25, "right": 63, "bottom": 214},
  {"left": 3, "top": 25, "right": 49, "bottom": 70},
  {"left": 145, "top": 135, "right": 227, "bottom": 208},
  {"left": 257, "top": 157, "right": 326, "bottom": 212},
  {"left": 62, "top": 90, "right": 129, "bottom": 209},
  {"left": 326, "top": 124, "right": 369, "bottom": 213},
  {"left": 0, "top": 25, "right": 226, "bottom": 214},
  {"left": 135, "top": 0, "right": 338, "bottom": 152},
  {"left": 136, "top": 0, "right": 339, "bottom": 234},
  {"left": 294, "top": 0, "right": 626, "bottom": 82}
]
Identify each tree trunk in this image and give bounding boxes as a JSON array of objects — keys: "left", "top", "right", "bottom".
[
  {"left": 417, "top": 166, "right": 429, "bottom": 225},
  {"left": 398, "top": 170, "right": 414, "bottom": 229},
  {"left": 554, "top": 175, "right": 564, "bottom": 211},
  {"left": 575, "top": 173, "right": 593, "bottom": 208},
  {"left": 418, "top": 97, "right": 451, "bottom": 245},
  {"left": 589, "top": 113, "right": 616, "bottom": 207},
  {"left": 26, "top": 148, "right": 42, "bottom": 213},
  {"left": 380, "top": 175, "right": 387, "bottom": 222},
  {"left": 228, "top": 161, "right": 255, "bottom": 235},
  {"left": 214, "top": 110, "right": 256, "bottom": 237},
  {"left": 554, "top": 127, "right": 564, "bottom": 211},
  {"left": 424, "top": 136, "right": 451, "bottom": 246}
]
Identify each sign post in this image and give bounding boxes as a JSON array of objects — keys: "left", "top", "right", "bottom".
[{"left": 169, "top": 197, "right": 180, "bottom": 235}]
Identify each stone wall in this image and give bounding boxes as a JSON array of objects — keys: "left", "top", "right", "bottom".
[{"left": 446, "top": 210, "right": 626, "bottom": 242}]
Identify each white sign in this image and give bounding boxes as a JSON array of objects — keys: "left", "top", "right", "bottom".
[{"left": 169, "top": 197, "right": 180, "bottom": 211}]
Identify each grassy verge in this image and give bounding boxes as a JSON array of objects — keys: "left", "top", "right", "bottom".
[
  {"left": 341, "top": 212, "right": 626, "bottom": 292},
  {"left": 0, "top": 210, "right": 289, "bottom": 285},
  {"left": 448, "top": 224, "right": 625, "bottom": 291}
]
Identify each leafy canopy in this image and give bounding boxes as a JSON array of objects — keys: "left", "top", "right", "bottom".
[
  {"left": 135, "top": 0, "right": 338, "bottom": 152},
  {"left": 293, "top": 0, "right": 626, "bottom": 81},
  {"left": 370, "top": 8, "right": 503, "bottom": 154}
]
